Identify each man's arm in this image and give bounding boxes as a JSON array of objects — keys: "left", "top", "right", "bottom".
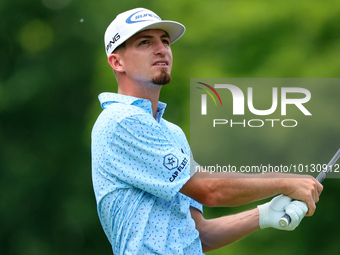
[
  {"left": 180, "top": 170, "right": 323, "bottom": 216},
  {"left": 190, "top": 206, "right": 260, "bottom": 253}
]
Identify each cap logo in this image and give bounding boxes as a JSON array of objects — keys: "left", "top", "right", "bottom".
[
  {"left": 106, "top": 33, "right": 121, "bottom": 53},
  {"left": 126, "top": 10, "right": 161, "bottom": 24}
]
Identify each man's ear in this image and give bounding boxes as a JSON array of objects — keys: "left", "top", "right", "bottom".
[{"left": 108, "top": 53, "right": 125, "bottom": 73}]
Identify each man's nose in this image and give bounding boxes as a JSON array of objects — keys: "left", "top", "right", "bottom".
[{"left": 154, "top": 40, "right": 168, "bottom": 55}]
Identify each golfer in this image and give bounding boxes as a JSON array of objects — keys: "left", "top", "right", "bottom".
[{"left": 91, "top": 8, "right": 323, "bottom": 254}]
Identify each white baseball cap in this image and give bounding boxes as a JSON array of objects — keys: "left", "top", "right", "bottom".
[{"left": 104, "top": 8, "right": 186, "bottom": 57}]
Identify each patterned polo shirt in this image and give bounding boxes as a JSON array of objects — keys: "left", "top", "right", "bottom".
[{"left": 91, "top": 92, "right": 204, "bottom": 255}]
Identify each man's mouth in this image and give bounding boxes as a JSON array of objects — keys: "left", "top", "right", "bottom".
[{"left": 153, "top": 60, "right": 169, "bottom": 66}]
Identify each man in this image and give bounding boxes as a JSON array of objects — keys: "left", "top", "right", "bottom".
[{"left": 91, "top": 8, "right": 323, "bottom": 254}]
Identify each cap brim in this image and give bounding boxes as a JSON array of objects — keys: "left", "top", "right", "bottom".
[{"left": 140, "top": 20, "right": 186, "bottom": 44}]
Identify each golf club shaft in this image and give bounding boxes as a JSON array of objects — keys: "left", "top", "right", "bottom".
[{"left": 279, "top": 148, "right": 340, "bottom": 227}]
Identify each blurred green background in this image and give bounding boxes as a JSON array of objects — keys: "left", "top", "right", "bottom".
[{"left": 1, "top": 0, "right": 339, "bottom": 254}]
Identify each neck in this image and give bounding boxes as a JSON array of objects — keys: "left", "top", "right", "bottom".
[{"left": 118, "top": 81, "right": 162, "bottom": 119}]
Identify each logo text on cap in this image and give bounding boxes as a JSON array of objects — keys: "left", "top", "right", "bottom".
[
  {"left": 126, "top": 10, "right": 161, "bottom": 24},
  {"left": 106, "top": 33, "right": 121, "bottom": 53}
]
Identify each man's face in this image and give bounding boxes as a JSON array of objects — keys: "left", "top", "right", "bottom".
[{"left": 118, "top": 29, "right": 173, "bottom": 86}]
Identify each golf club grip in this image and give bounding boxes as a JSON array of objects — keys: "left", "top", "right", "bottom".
[
  {"left": 279, "top": 148, "right": 340, "bottom": 228},
  {"left": 279, "top": 172, "right": 326, "bottom": 227}
]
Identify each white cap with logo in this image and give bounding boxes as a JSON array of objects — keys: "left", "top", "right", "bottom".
[{"left": 104, "top": 8, "right": 186, "bottom": 57}]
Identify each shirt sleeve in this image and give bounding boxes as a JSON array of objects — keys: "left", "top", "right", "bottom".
[
  {"left": 190, "top": 199, "right": 203, "bottom": 214},
  {"left": 106, "top": 114, "right": 190, "bottom": 201}
]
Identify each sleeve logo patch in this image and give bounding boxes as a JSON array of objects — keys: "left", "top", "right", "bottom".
[{"left": 163, "top": 154, "right": 179, "bottom": 170}]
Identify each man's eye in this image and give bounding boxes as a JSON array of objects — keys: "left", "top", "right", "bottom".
[
  {"left": 163, "top": 40, "right": 170, "bottom": 45},
  {"left": 139, "top": 40, "right": 148, "bottom": 45}
]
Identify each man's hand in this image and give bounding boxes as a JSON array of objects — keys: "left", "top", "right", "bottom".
[
  {"left": 258, "top": 195, "right": 308, "bottom": 231},
  {"left": 281, "top": 175, "right": 323, "bottom": 216}
]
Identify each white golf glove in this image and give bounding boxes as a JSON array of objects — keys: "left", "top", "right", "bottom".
[{"left": 257, "top": 194, "right": 308, "bottom": 231}]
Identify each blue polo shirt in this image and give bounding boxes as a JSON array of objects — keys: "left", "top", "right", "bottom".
[{"left": 91, "top": 93, "right": 203, "bottom": 254}]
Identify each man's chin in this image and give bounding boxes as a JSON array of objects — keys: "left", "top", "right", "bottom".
[{"left": 152, "top": 72, "right": 172, "bottom": 86}]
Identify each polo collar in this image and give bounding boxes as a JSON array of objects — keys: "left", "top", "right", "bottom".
[{"left": 98, "top": 92, "right": 167, "bottom": 122}]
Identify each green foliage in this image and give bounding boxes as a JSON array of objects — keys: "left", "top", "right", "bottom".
[{"left": 1, "top": 0, "right": 339, "bottom": 254}]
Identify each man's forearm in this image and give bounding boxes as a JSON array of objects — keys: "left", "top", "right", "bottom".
[
  {"left": 191, "top": 207, "right": 260, "bottom": 252},
  {"left": 208, "top": 175, "right": 285, "bottom": 207},
  {"left": 182, "top": 171, "right": 287, "bottom": 207},
  {"left": 182, "top": 170, "right": 322, "bottom": 214}
]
